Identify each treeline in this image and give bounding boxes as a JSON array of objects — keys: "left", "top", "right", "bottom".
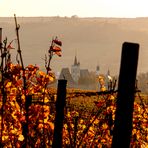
[{"left": 137, "top": 72, "right": 148, "bottom": 93}]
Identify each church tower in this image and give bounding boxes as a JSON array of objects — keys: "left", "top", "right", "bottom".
[
  {"left": 96, "top": 65, "right": 100, "bottom": 76},
  {"left": 71, "top": 55, "right": 80, "bottom": 84}
]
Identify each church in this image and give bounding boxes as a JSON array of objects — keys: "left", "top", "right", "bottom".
[
  {"left": 59, "top": 55, "right": 97, "bottom": 88},
  {"left": 58, "top": 55, "right": 114, "bottom": 90}
]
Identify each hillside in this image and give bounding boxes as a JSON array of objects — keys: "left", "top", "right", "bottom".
[{"left": 1, "top": 16, "right": 148, "bottom": 75}]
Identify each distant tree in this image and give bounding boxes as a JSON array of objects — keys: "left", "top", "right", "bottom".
[
  {"left": 137, "top": 72, "right": 148, "bottom": 93},
  {"left": 78, "top": 72, "right": 96, "bottom": 85},
  {"left": 71, "top": 15, "right": 79, "bottom": 19}
]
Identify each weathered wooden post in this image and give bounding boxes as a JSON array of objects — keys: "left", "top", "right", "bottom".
[
  {"left": 0, "top": 28, "right": 2, "bottom": 71},
  {"left": 0, "top": 27, "right": 3, "bottom": 147},
  {"left": 52, "top": 79, "right": 67, "bottom": 148},
  {"left": 111, "top": 42, "right": 139, "bottom": 148},
  {"left": 0, "top": 28, "right": 2, "bottom": 44},
  {"left": 22, "top": 95, "right": 32, "bottom": 148},
  {"left": 0, "top": 28, "right": 2, "bottom": 61}
]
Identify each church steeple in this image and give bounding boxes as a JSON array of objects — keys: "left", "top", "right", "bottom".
[
  {"left": 74, "top": 55, "right": 77, "bottom": 65},
  {"left": 74, "top": 55, "right": 80, "bottom": 66},
  {"left": 96, "top": 65, "right": 100, "bottom": 71},
  {"left": 71, "top": 54, "right": 80, "bottom": 84}
]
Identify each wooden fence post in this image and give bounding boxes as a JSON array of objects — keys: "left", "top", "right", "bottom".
[
  {"left": 111, "top": 42, "right": 139, "bottom": 148},
  {"left": 52, "top": 79, "right": 67, "bottom": 148},
  {"left": 0, "top": 27, "right": 3, "bottom": 147},
  {"left": 22, "top": 95, "right": 32, "bottom": 148},
  {"left": 0, "top": 28, "right": 2, "bottom": 44}
]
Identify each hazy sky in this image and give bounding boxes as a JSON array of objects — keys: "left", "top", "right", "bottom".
[{"left": 1, "top": 0, "right": 148, "bottom": 18}]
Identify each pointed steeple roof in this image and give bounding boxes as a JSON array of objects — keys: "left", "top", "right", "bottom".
[
  {"left": 96, "top": 65, "right": 100, "bottom": 71},
  {"left": 74, "top": 55, "right": 77, "bottom": 65},
  {"left": 107, "top": 69, "right": 110, "bottom": 76},
  {"left": 74, "top": 55, "right": 80, "bottom": 66}
]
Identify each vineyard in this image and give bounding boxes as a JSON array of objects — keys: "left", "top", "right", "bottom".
[
  {"left": 0, "top": 63, "right": 147, "bottom": 147},
  {"left": 0, "top": 15, "right": 148, "bottom": 148}
]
